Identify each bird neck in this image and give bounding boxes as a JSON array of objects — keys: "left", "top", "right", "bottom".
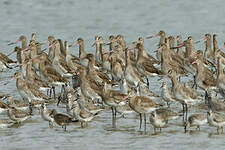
[
  {"left": 79, "top": 42, "right": 86, "bottom": 58},
  {"left": 205, "top": 38, "right": 212, "bottom": 52},
  {"left": 22, "top": 39, "right": 27, "bottom": 49}
]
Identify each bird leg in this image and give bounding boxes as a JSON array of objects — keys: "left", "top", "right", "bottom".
[
  {"left": 111, "top": 107, "right": 114, "bottom": 119},
  {"left": 114, "top": 108, "right": 117, "bottom": 119},
  {"left": 49, "top": 88, "right": 52, "bottom": 97},
  {"left": 197, "top": 125, "right": 200, "bottom": 131},
  {"left": 167, "top": 102, "right": 170, "bottom": 108},
  {"left": 184, "top": 125, "right": 187, "bottom": 133},
  {"left": 139, "top": 114, "right": 142, "bottom": 130},
  {"left": 185, "top": 103, "right": 188, "bottom": 121},
  {"left": 52, "top": 86, "right": 56, "bottom": 99},
  {"left": 146, "top": 77, "right": 149, "bottom": 89},
  {"left": 144, "top": 114, "right": 146, "bottom": 132},
  {"left": 61, "top": 85, "right": 65, "bottom": 95},
  {"left": 81, "top": 122, "right": 84, "bottom": 128},
  {"left": 182, "top": 104, "right": 185, "bottom": 122},
  {"left": 111, "top": 107, "right": 116, "bottom": 128},
  {"left": 49, "top": 121, "right": 53, "bottom": 128},
  {"left": 192, "top": 75, "right": 197, "bottom": 89}
]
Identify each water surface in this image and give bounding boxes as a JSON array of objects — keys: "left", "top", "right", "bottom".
[{"left": 0, "top": 0, "right": 225, "bottom": 150}]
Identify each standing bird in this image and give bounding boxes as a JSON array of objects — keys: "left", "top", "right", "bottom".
[
  {"left": 40, "top": 103, "right": 54, "bottom": 128},
  {"left": 50, "top": 109, "right": 77, "bottom": 131},
  {"left": 184, "top": 113, "right": 207, "bottom": 132}
]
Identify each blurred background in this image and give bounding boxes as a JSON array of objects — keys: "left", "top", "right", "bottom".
[{"left": 1, "top": 0, "right": 225, "bottom": 53}]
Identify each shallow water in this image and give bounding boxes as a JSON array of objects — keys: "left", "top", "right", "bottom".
[{"left": 1, "top": 0, "right": 225, "bottom": 149}]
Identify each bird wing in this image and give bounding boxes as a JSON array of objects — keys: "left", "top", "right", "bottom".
[
  {"left": 142, "top": 61, "right": 163, "bottom": 75},
  {"left": 213, "top": 113, "right": 225, "bottom": 123},
  {"left": 80, "top": 110, "right": 93, "bottom": 119},
  {"left": 0, "top": 53, "right": 16, "bottom": 63}
]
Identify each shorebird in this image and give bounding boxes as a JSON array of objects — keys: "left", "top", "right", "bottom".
[
  {"left": 115, "top": 102, "right": 134, "bottom": 118},
  {"left": 47, "top": 36, "right": 55, "bottom": 61},
  {"left": 110, "top": 55, "right": 124, "bottom": 82},
  {"left": 29, "top": 40, "right": 38, "bottom": 59},
  {"left": 52, "top": 40, "right": 74, "bottom": 78},
  {"left": 10, "top": 35, "right": 31, "bottom": 60},
  {"left": 213, "top": 34, "right": 219, "bottom": 59},
  {"left": 0, "top": 119, "right": 14, "bottom": 128},
  {"left": 13, "top": 72, "right": 51, "bottom": 103},
  {"left": 107, "top": 35, "right": 117, "bottom": 52},
  {"left": 79, "top": 67, "right": 102, "bottom": 103},
  {"left": 166, "top": 69, "right": 202, "bottom": 121},
  {"left": 78, "top": 92, "right": 104, "bottom": 115},
  {"left": 182, "top": 39, "right": 198, "bottom": 84},
  {"left": 71, "top": 97, "right": 96, "bottom": 128},
  {"left": 0, "top": 59, "right": 13, "bottom": 71},
  {"left": 138, "top": 37, "right": 160, "bottom": 65},
  {"left": 72, "top": 74, "right": 80, "bottom": 90},
  {"left": 116, "top": 34, "right": 127, "bottom": 50},
  {"left": 168, "top": 36, "right": 175, "bottom": 50},
  {"left": 7, "top": 95, "right": 32, "bottom": 112},
  {"left": 204, "top": 34, "right": 214, "bottom": 62},
  {"left": 50, "top": 109, "right": 77, "bottom": 131},
  {"left": 0, "top": 52, "right": 16, "bottom": 66},
  {"left": 213, "top": 34, "right": 225, "bottom": 64},
  {"left": 0, "top": 49, "right": 16, "bottom": 71},
  {"left": 146, "top": 30, "right": 166, "bottom": 61},
  {"left": 119, "top": 76, "right": 130, "bottom": 95},
  {"left": 160, "top": 43, "right": 186, "bottom": 78},
  {"left": 101, "top": 82, "right": 128, "bottom": 127},
  {"left": 39, "top": 60, "right": 69, "bottom": 98},
  {"left": 100, "top": 46, "right": 111, "bottom": 73},
  {"left": 161, "top": 82, "right": 176, "bottom": 107},
  {"left": 30, "top": 42, "right": 52, "bottom": 71},
  {"left": 205, "top": 91, "right": 225, "bottom": 113},
  {"left": 65, "top": 40, "right": 81, "bottom": 71},
  {"left": 184, "top": 113, "right": 207, "bottom": 132},
  {"left": 62, "top": 85, "right": 103, "bottom": 116},
  {"left": 176, "top": 35, "right": 185, "bottom": 58},
  {"left": 0, "top": 91, "right": 9, "bottom": 99},
  {"left": 8, "top": 107, "right": 31, "bottom": 123},
  {"left": 192, "top": 51, "right": 216, "bottom": 93},
  {"left": 110, "top": 44, "right": 126, "bottom": 68},
  {"left": 85, "top": 54, "right": 112, "bottom": 85},
  {"left": 70, "top": 37, "right": 89, "bottom": 67},
  {"left": 0, "top": 100, "right": 10, "bottom": 114},
  {"left": 216, "top": 57, "right": 225, "bottom": 97},
  {"left": 58, "top": 39, "right": 66, "bottom": 57},
  {"left": 127, "top": 91, "right": 163, "bottom": 131},
  {"left": 40, "top": 103, "right": 54, "bottom": 128},
  {"left": 135, "top": 43, "right": 163, "bottom": 87},
  {"left": 150, "top": 108, "right": 181, "bottom": 133},
  {"left": 207, "top": 109, "right": 225, "bottom": 134},
  {"left": 93, "top": 36, "right": 102, "bottom": 63},
  {"left": 8, "top": 35, "right": 27, "bottom": 48},
  {"left": 136, "top": 82, "right": 160, "bottom": 100},
  {"left": 124, "top": 48, "right": 144, "bottom": 88},
  {"left": 26, "top": 60, "right": 51, "bottom": 92}
]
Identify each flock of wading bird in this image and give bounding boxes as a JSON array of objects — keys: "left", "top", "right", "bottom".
[{"left": 0, "top": 31, "right": 225, "bottom": 134}]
